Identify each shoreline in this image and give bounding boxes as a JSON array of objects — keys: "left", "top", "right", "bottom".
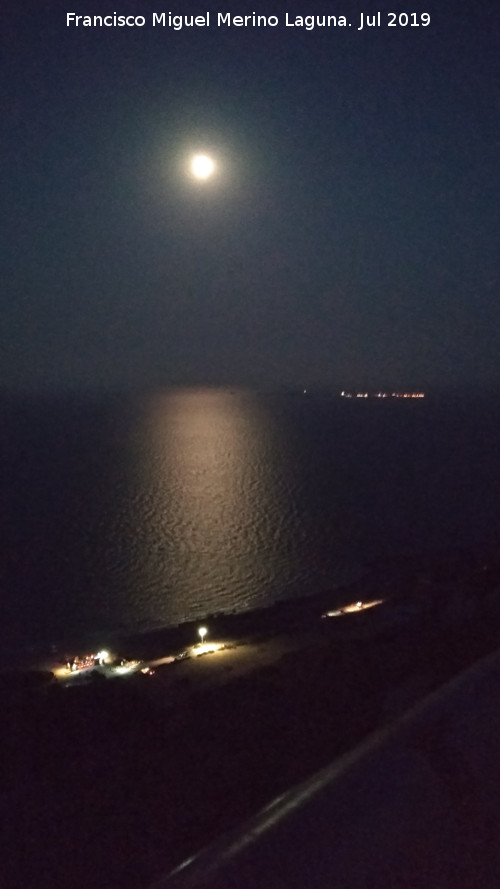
[
  {"left": 14, "top": 572, "right": 387, "bottom": 674},
  {"left": 4, "top": 549, "right": 500, "bottom": 889},
  {"left": 7, "top": 544, "right": 496, "bottom": 676}
]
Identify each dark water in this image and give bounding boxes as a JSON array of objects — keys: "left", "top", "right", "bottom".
[{"left": 2, "top": 388, "right": 500, "bottom": 658}]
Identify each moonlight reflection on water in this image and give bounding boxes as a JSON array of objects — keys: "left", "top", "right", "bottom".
[{"left": 3, "top": 389, "right": 498, "bottom": 657}]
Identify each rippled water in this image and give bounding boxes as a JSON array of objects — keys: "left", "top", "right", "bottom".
[{"left": 3, "top": 388, "right": 500, "bottom": 656}]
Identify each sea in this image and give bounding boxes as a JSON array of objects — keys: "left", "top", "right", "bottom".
[{"left": 2, "top": 388, "right": 500, "bottom": 663}]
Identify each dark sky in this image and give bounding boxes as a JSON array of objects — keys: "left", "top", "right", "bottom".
[{"left": 2, "top": 0, "right": 499, "bottom": 392}]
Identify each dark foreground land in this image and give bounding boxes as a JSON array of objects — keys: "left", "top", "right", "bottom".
[{"left": 3, "top": 553, "right": 500, "bottom": 889}]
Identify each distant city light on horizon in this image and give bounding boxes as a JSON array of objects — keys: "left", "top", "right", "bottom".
[{"left": 340, "top": 391, "right": 425, "bottom": 399}]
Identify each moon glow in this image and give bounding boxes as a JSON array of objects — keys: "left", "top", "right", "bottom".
[{"left": 191, "top": 154, "right": 215, "bottom": 179}]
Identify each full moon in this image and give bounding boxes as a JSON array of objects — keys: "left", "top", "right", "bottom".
[{"left": 191, "top": 154, "right": 215, "bottom": 180}]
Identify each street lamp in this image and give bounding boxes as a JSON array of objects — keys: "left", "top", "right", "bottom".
[{"left": 198, "top": 626, "right": 207, "bottom": 646}]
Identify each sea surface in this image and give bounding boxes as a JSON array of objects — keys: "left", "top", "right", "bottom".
[{"left": 2, "top": 388, "right": 500, "bottom": 661}]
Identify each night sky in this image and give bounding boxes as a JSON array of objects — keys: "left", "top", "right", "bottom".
[{"left": 3, "top": 0, "right": 499, "bottom": 393}]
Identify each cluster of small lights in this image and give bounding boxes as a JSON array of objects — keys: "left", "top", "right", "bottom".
[
  {"left": 341, "top": 391, "right": 425, "bottom": 399},
  {"left": 56, "top": 627, "right": 225, "bottom": 682},
  {"left": 323, "top": 599, "right": 384, "bottom": 618}
]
